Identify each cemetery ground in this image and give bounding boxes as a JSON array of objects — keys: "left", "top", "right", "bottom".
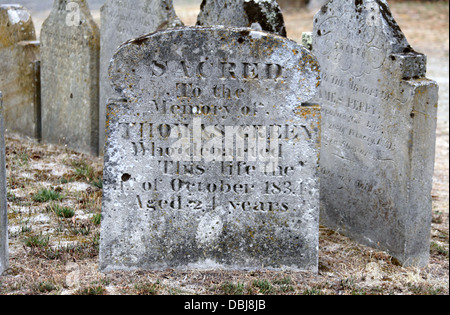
[{"left": 0, "top": 1, "right": 448, "bottom": 295}]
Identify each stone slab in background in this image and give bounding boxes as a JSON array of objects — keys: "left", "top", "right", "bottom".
[
  {"left": 313, "top": 0, "right": 439, "bottom": 267},
  {"left": 100, "top": 26, "right": 321, "bottom": 272},
  {"left": 197, "top": 0, "right": 286, "bottom": 37},
  {"left": 0, "top": 92, "right": 8, "bottom": 276},
  {"left": 99, "top": 0, "right": 183, "bottom": 154},
  {"left": 0, "top": 5, "right": 41, "bottom": 139},
  {"left": 40, "top": 0, "right": 100, "bottom": 156}
]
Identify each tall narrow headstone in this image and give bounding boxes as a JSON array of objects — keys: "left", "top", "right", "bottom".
[
  {"left": 99, "top": 0, "right": 183, "bottom": 154},
  {"left": 0, "top": 5, "right": 41, "bottom": 139},
  {"left": 197, "top": 0, "right": 287, "bottom": 37},
  {"left": 313, "top": 0, "right": 439, "bottom": 267},
  {"left": 41, "top": 0, "right": 100, "bottom": 155},
  {"left": 0, "top": 92, "right": 8, "bottom": 275},
  {"left": 100, "top": 27, "right": 321, "bottom": 272}
]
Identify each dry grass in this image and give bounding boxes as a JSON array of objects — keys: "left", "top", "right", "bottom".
[{"left": 0, "top": 1, "right": 448, "bottom": 295}]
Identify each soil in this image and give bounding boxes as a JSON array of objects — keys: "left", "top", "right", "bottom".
[{"left": 0, "top": 1, "right": 448, "bottom": 295}]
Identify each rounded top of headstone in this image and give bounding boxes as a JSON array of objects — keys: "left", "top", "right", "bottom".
[
  {"left": 313, "top": 0, "right": 426, "bottom": 79},
  {"left": 109, "top": 26, "right": 320, "bottom": 108},
  {"left": 197, "top": 0, "right": 287, "bottom": 37}
]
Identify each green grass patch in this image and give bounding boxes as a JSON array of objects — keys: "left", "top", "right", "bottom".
[
  {"left": 33, "top": 188, "right": 63, "bottom": 202},
  {"left": 48, "top": 204, "right": 75, "bottom": 219},
  {"left": 23, "top": 233, "right": 50, "bottom": 248}
]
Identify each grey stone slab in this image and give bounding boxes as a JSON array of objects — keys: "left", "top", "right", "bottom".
[
  {"left": 313, "top": 0, "right": 439, "bottom": 267},
  {"left": 99, "top": 0, "right": 183, "bottom": 155},
  {"left": 100, "top": 26, "right": 321, "bottom": 272},
  {"left": 41, "top": 0, "right": 100, "bottom": 156},
  {"left": 0, "top": 5, "right": 41, "bottom": 139},
  {"left": 0, "top": 92, "right": 8, "bottom": 276},
  {"left": 197, "top": 0, "right": 286, "bottom": 37}
]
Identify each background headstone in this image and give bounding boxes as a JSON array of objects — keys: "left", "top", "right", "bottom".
[
  {"left": 313, "top": 0, "right": 439, "bottom": 267},
  {"left": 0, "top": 92, "right": 8, "bottom": 275},
  {"left": 0, "top": 5, "right": 41, "bottom": 139},
  {"left": 99, "top": 0, "right": 183, "bottom": 154},
  {"left": 40, "top": 0, "right": 100, "bottom": 155},
  {"left": 307, "top": 0, "right": 329, "bottom": 12},
  {"left": 197, "top": 0, "right": 287, "bottom": 37},
  {"left": 100, "top": 27, "right": 321, "bottom": 272}
]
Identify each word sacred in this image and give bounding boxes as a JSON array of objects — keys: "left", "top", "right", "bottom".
[{"left": 145, "top": 59, "right": 284, "bottom": 80}]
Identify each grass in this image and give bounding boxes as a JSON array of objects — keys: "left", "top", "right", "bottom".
[
  {"left": 47, "top": 204, "right": 75, "bottom": 219},
  {"left": 252, "top": 279, "right": 273, "bottom": 294},
  {"left": 32, "top": 188, "right": 63, "bottom": 202},
  {"left": 430, "top": 241, "right": 449, "bottom": 257},
  {"left": 91, "top": 213, "right": 102, "bottom": 225},
  {"left": 23, "top": 233, "right": 50, "bottom": 248},
  {"left": 220, "top": 282, "right": 246, "bottom": 295},
  {"left": 75, "top": 285, "right": 106, "bottom": 295},
  {"left": 134, "top": 282, "right": 162, "bottom": 295}
]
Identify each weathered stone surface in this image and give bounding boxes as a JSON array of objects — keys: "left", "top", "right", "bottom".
[
  {"left": 0, "top": 5, "right": 41, "bottom": 139},
  {"left": 197, "top": 0, "right": 286, "bottom": 37},
  {"left": 313, "top": 0, "right": 439, "bottom": 267},
  {"left": 99, "top": 0, "right": 183, "bottom": 154},
  {"left": 100, "top": 27, "right": 321, "bottom": 272},
  {"left": 0, "top": 92, "right": 8, "bottom": 275},
  {"left": 41, "top": 0, "right": 100, "bottom": 155}
]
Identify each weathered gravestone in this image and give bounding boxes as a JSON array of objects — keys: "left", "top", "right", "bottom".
[
  {"left": 99, "top": 0, "right": 183, "bottom": 154},
  {"left": 100, "top": 27, "right": 321, "bottom": 272},
  {"left": 0, "top": 5, "right": 41, "bottom": 139},
  {"left": 197, "top": 0, "right": 287, "bottom": 37},
  {"left": 308, "top": 0, "right": 329, "bottom": 12},
  {"left": 313, "top": 0, "right": 439, "bottom": 267},
  {"left": 41, "top": 0, "right": 100, "bottom": 156},
  {"left": 0, "top": 92, "right": 8, "bottom": 275}
]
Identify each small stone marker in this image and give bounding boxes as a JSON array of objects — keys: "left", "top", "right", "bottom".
[
  {"left": 197, "top": 0, "right": 287, "bottom": 37},
  {"left": 0, "top": 92, "right": 8, "bottom": 275},
  {"left": 99, "top": 0, "right": 183, "bottom": 154},
  {"left": 41, "top": 0, "right": 100, "bottom": 155},
  {"left": 0, "top": 5, "right": 41, "bottom": 139},
  {"left": 313, "top": 0, "right": 439, "bottom": 267},
  {"left": 100, "top": 27, "right": 321, "bottom": 272}
]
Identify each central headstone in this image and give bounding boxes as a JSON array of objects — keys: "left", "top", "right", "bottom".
[
  {"left": 100, "top": 27, "right": 321, "bottom": 272},
  {"left": 0, "top": 92, "right": 8, "bottom": 275}
]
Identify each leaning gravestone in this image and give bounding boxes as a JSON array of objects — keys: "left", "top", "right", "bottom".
[
  {"left": 313, "top": 0, "right": 439, "bottom": 267},
  {"left": 100, "top": 27, "right": 321, "bottom": 272},
  {"left": 0, "top": 5, "right": 41, "bottom": 139},
  {"left": 99, "top": 0, "right": 183, "bottom": 154},
  {"left": 0, "top": 92, "right": 8, "bottom": 275},
  {"left": 197, "top": 0, "right": 287, "bottom": 37},
  {"left": 41, "top": 0, "right": 100, "bottom": 156}
]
